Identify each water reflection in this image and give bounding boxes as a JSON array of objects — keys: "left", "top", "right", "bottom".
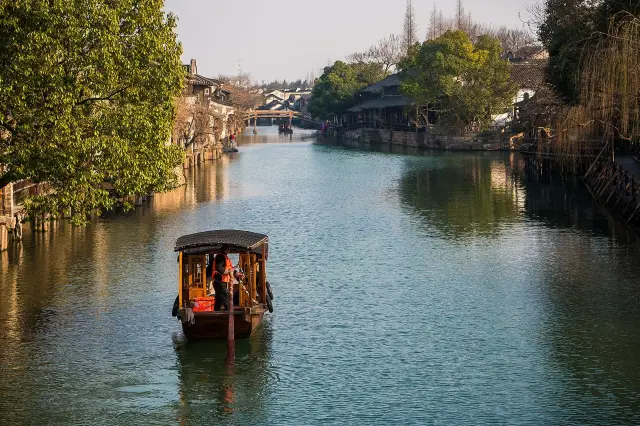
[
  {"left": 2, "top": 128, "right": 640, "bottom": 424},
  {"left": 173, "top": 325, "right": 272, "bottom": 424},
  {"left": 535, "top": 234, "right": 640, "bottom": 423},
  {"left": 520, "top": 166, "right": 638, "bottom": 242},
  {"left": 151, "top": 158, "right": 230, "bottom": 213},
  {"left": 239, "top": 126, "right": 314, "bottom": 146},
  {"left": 398, "top": 152, "right": 525, "bottom": 241}
]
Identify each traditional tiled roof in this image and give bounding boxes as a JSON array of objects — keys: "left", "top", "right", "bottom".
[
  {"left": 258, "top": 100, "right": 284, "bottom": 110},
  {"left": 510, "top": 59, "right": 547, "bottom": 89},
  {"left": 360, "top": 74, "right": 401, "bottom": 94},
  {"left": 347, "top": 95, "right": 413, "bottom": 112},
  {"left": 187, "top": 73, "right": 222, "bottom": 87}
]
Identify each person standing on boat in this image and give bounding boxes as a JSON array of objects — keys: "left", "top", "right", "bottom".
[{"left": 213, "top": 245, "right": 233, "bottom": 311}]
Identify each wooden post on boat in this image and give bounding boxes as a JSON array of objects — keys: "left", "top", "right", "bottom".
[{"left": 227, "top": 280, "right": 235, "bottom": 361}]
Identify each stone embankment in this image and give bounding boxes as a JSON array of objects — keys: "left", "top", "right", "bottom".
[{"left": 335, "top": 127, "right": 513, "bottom": 151}]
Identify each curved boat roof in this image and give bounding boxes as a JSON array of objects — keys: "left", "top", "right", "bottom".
[{"left": 175, "top": 230, "right": 268, "bottom": 253}]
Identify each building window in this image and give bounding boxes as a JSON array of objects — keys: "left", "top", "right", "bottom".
[{"left": 205, "top": 88, "right": 210, "bottom": 95}]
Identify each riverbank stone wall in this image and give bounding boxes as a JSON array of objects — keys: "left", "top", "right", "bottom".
[{"left": 338, "top": 128, "right": 506, "bottom": 151}]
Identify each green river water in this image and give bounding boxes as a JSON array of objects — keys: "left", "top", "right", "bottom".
[{"left": 1, "top": 126, "right": 640, "bottom": 425}]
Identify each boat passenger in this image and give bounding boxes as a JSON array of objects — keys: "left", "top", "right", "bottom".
[{"left": 213, "top": 245, "right": 233, "bottom": 311}]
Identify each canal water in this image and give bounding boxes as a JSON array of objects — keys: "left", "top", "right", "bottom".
[{"left": 2, "top": 126, "right": 640, "bottom": 425}]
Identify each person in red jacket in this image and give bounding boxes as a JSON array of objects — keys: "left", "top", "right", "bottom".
[{"left": 213, "top": 245, "right": 233, "bottom": 311}]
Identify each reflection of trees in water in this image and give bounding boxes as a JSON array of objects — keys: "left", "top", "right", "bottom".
[
  {"left": 0, "top": 222, "right": 133, "bottom": 423},
  {"left": 534, "top": 238, "right": 640, "bottom": 423},
  {"left": 521, "top": 165, "right": 601, "bottom": 230},
  {"left": 174, "top": 324, "right": 272, "bottom": 424},
  {"left": 397, "top": 149, "right": 637, "bottom": 243},
  {"left": 398, "top": 153, "right": 523, "bottom": 240},
  {"left": 519, "top": 165, "right": 638, "bottom": 242}
]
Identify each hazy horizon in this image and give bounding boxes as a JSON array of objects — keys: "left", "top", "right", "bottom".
[{"left": 164, "top": 0, "right": 539, "bottom": 83}]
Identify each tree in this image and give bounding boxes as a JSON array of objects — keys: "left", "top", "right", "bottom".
[
  {"left": 0, "top": 1, "right": 184, "bottom": 224},
  {"left": 428, "top": 2, "right": 438, "bottom": 40},
  {"left": 218, "top": 72, "right": 255, "bottom": 88},
  {"left": 547, "top": 13, "right": 640, "bottom": 160},
  {"left": 308, "top": 61, "right": 386, "bottom": 119},
  {"left": 538, "top": 0, "right": 598, "bottom": 104},
  {"left": 173, "top": 97, "right": 224, "bottom": 150},
  {"left": 220, "top": 76, "right": 264, "bottom": 134},
  {"left": 403, "top": 0, "right": 418, "bottom": 53},
  {"left": 494, "top": 27, "right": 537, "bottom": 55},
  {"left": 456, "top": 0, "right": 465, "bottom": 30},
  {"left": 400, "top": 31, "right": 516, "bottom": 128},
  {"left": 427, "top": 3, "right": 536, "bottom": 49},
  {"left": 539, "top": 0, "right": 640, "bottom": 104},
  {"left": 347, "top": 34, "right": 404, "bottom": 73}
]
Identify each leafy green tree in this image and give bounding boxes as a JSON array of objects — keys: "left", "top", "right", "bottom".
[
  {"left": 400, "top": 30, "right": 515, "bottom": 128},
  {"left": 537, "top": 0, "right": 598, "bottom": 104},
  {"left": 0, "top": 0, "right": 184, "bottom": 224},
  {"left": 308, "top": 61, "right": 386, "bottom": 119}
]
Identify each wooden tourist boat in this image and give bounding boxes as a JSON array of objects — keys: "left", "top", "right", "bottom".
[{"left": 172, "top": 230, "right": 274, "bottom": 340}]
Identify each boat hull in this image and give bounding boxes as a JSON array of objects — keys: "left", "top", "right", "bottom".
[{"left": 180, "top": 308, "right": 266, "bottom": 340}]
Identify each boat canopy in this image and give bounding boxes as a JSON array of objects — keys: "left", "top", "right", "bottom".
[{"left": 174, "top": 230, "right": 269, "bottom": 255}]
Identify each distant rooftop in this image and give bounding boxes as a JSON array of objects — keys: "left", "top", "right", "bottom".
[
  {"left": 361, "top": 74, "right": 401, "bottom": 94},
  {"left": 187, "top": 73, "right": 222, "bottom": 87},
  {"left": 510, "top": 59, "right": 547, "bottom": 89}
]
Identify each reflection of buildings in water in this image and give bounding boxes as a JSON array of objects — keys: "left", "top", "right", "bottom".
[
  {"left": 214, "top": 157, "right": 228, "bottom": 201},
  {"left": 174, "top": 325, "right": 272, "bottom": 424},
  {"left": 151, "top": 184, "right": 193, "bottom": 213},
  {"left": 152, "top": 158, "right": 230, "bottom": 213},
  {"left": 489, "top": 160, "right": 526, "bottom": 212},
  {"left": 490, "top": 161, "right": 509, "bottom": 189},
  {"left": 0, "top": 251, "right": 24, "bottom": 426},
  {"left": 0, "top": 225, "right": 88, "bottom": 423},
  {"left": 0, "top": 246, "right": 23, "bottom": 343}
]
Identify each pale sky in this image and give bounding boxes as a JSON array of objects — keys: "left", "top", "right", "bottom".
[{"left": 164, "top": 0, "right": 538, "bottom": 83}]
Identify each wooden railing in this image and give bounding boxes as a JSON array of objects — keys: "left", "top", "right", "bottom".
[{"left": 243, "top": 110, "right": 301, "bottom": 120}]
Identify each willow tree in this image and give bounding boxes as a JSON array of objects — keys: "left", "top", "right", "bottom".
[
  {"left": 549, "top": 14, "right": 640, "bottom": 160},
  {"left": 0, "top": 0, "right": 184, "bottom": 224}
]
